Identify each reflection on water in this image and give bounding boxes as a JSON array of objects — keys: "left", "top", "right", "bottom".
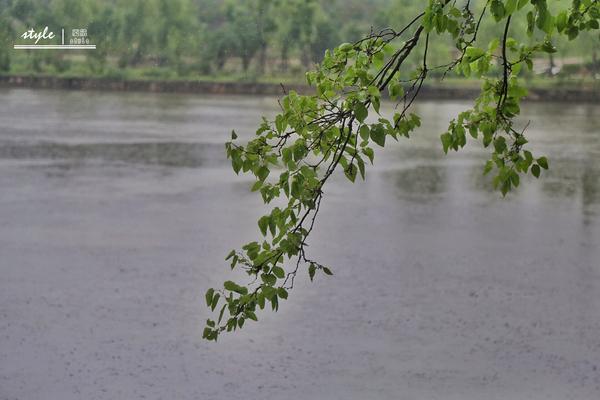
[
  {"left": 375, "top": 101, "right": 600, "bottom": 219},
  {"left": 465, "top": 155, "right": 600, "bottom": 209},
  {"left": 539, "top": 158, "right": 600, "bottom": 211},
  {"left": 0, "top": 141, "right": 218, "bottom": 168},
  {"left": 386, "top": 165, "right": 447, "bottom": 200},
  {"left": 581, "top": 167, "right": 600, "bottom": 208}
]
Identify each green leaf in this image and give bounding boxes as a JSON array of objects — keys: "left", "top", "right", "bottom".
[
  {"left": 225, "top": 250, "right": 236, "bottom": 260},
  {"left": 202, "top": 327, "right": 212, "bottom": 339},
  {"left": 483, "top": 160, "right": 494, "bottom": 175},
  {"left": 465, "top": 46, "right": 485, "bottom": 61},
  {"left": 440, "top": 132, "right": 452, "bottom": 154},
  {"left": 368, "top": 85, "right": 380, "bottom": 98},
  {"left": 339, "top": 42, "right": 353, "bottom": 52},
  {"left": 536, "top": 6, "right": 554, "bottom": 34},
  {"left": 277, "top": 287, "right": 288, "bottom": 299},
  {"left": 372, "top": 97, "right": 381, "bottom": 114},
  {"left": 537, "top": 157, "right": 549, "bottom": 169},
  {"left": 354, "top": 103, "right": 368, "bottom": 122},
  {"left": 246, "top": 311, "right": 258, "bottom": 322},
  {"left": 388, "top": 81, "right": 404, "bottom": 100},
  {"left": 210, "top": 293, "right": 220, "bottom": 311},
  {"left": 526, "top": 11, "right": 535, "bottom": 36},
  {"left": 501, "top": 180, "right": 511, "bottom": 196},
  {"left": 275, "top": 115, "right": 286, "bottom": 133},
  {"left": 359, "top": 125, "right": 370, "bottom": 141},
  {"left": 268, "top": 217, "right": 276, "bottom": 237},
  {"left": 272, "top": 266, "right": 285, "bottom": 279},
  {"left": 531, "top": 164, "right": 541, "bottom": 178},
  {"left": 256, "top": 166, "right": 270, "bottom": 182},
  {"left": 490, "top": 0, "right": 505, "bottom": 21},
  {"left": 308, "top": 263, "right": 316, "bottom": 281},
  {"left": 226, "top": 281, "right": 248, "bottom": 294},
  {"left": 488, "top": 39, "right": 500, "bottom": 53},
  {"left": 290, "top": 177, "right": 302, "bottom": 198},
  {"left": 556, "top": 11, "right": 568, "bottom": 32},
  {"left": 218, "top": 304, "right": 227, "bottom": 324},
  {"left": 251, "top": 181, "right": 263, "bottom": 192},
  {"left": 231, "top": 155, "right": 242, "bottom": 174},
  {"left": 370, "top": 124, "right": 386, "bottom": 147},
  {"left": 357, "top": 157, "right": 366, "bottom": 180},
  {"left": 258, "top": 216, "right": 269, "bottom": 236},
  {"left": 362, "top": 147, "right": 374, "bottom": 164},
  {"left": 468, "top": 125, "right": 478, "bottom": 139},
  {"left": 261, "top": 273, "right": 277, "bottom": 286},
  {"left": 205, "top": 288, "right": 214, "bottom": 307},
  {"left": 409, "top": 113, "right": 421, "bottom": 128},
  {"left": 494, "top": 136, "right": 507, "bottom": 153},
  {"left": 515, "top": 136, "right": 528, "bottom": 146},
  {"left": 231, "top": 130, "right": 238, "bottom": 140},
  {"left": 322, "top": 267, "right": 333, "bottom": 276},
  {"left": 510, "top": 171, "right": 520, "bottom": 187},
  {"left": 344, "top": 163, "right": 357, "bottom": 183},
  {"left": 257, "top": 293, "right": 265, "bottom": 309},
  {"left": 504, "top": 0, "right": 518, "bottom": 15},
  {"left": 293, "top": 143, "right": 306, "bottom": 161},
  {"left": 526, "top": 58, "right": 533, "bottom": 71}
]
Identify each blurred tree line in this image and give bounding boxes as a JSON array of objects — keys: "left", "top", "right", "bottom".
[{"left": 0, "top": 0, "right": 597, "bottom": 80}]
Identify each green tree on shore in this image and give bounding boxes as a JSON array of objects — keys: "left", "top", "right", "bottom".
[{"left": 1, "top": 0, "right": 598, "bottom": 79}]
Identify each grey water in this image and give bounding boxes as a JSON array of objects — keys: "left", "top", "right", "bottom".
[{"left": 0, "top": 88, "right": 599, "bottom": 400}]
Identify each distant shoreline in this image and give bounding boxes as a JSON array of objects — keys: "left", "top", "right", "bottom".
[{"left": 1, "top": 74, "right": 598, "bottom": 103}]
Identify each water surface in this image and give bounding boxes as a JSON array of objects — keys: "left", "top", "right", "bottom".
[{"left": 0, "top": 88, "right": 599, "bottom": 399}]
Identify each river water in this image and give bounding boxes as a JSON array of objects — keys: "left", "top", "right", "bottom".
[{"left": 0, "top": 88, "right": 599, "bottom": 399}]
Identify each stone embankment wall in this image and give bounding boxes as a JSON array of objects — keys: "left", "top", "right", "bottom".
[{"left": 1, "top": 75, "right": 598, "bottom": 102}]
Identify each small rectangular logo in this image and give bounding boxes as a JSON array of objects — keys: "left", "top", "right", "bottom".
[{"left": 14, "top": 26, "right": 96, "bottom": 50}]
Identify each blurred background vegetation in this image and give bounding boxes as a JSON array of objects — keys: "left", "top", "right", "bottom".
[{"left": 0, "top": 0, "right": 598, "bottom": 85}]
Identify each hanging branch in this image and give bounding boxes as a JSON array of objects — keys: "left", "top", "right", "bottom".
[{"left": 203, "top": 0, "right": 600, "bottom": 341}]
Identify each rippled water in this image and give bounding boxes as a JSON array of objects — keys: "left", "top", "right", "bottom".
[{"left": 0, "top": 88, "right": 599, "bottom": 399}]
